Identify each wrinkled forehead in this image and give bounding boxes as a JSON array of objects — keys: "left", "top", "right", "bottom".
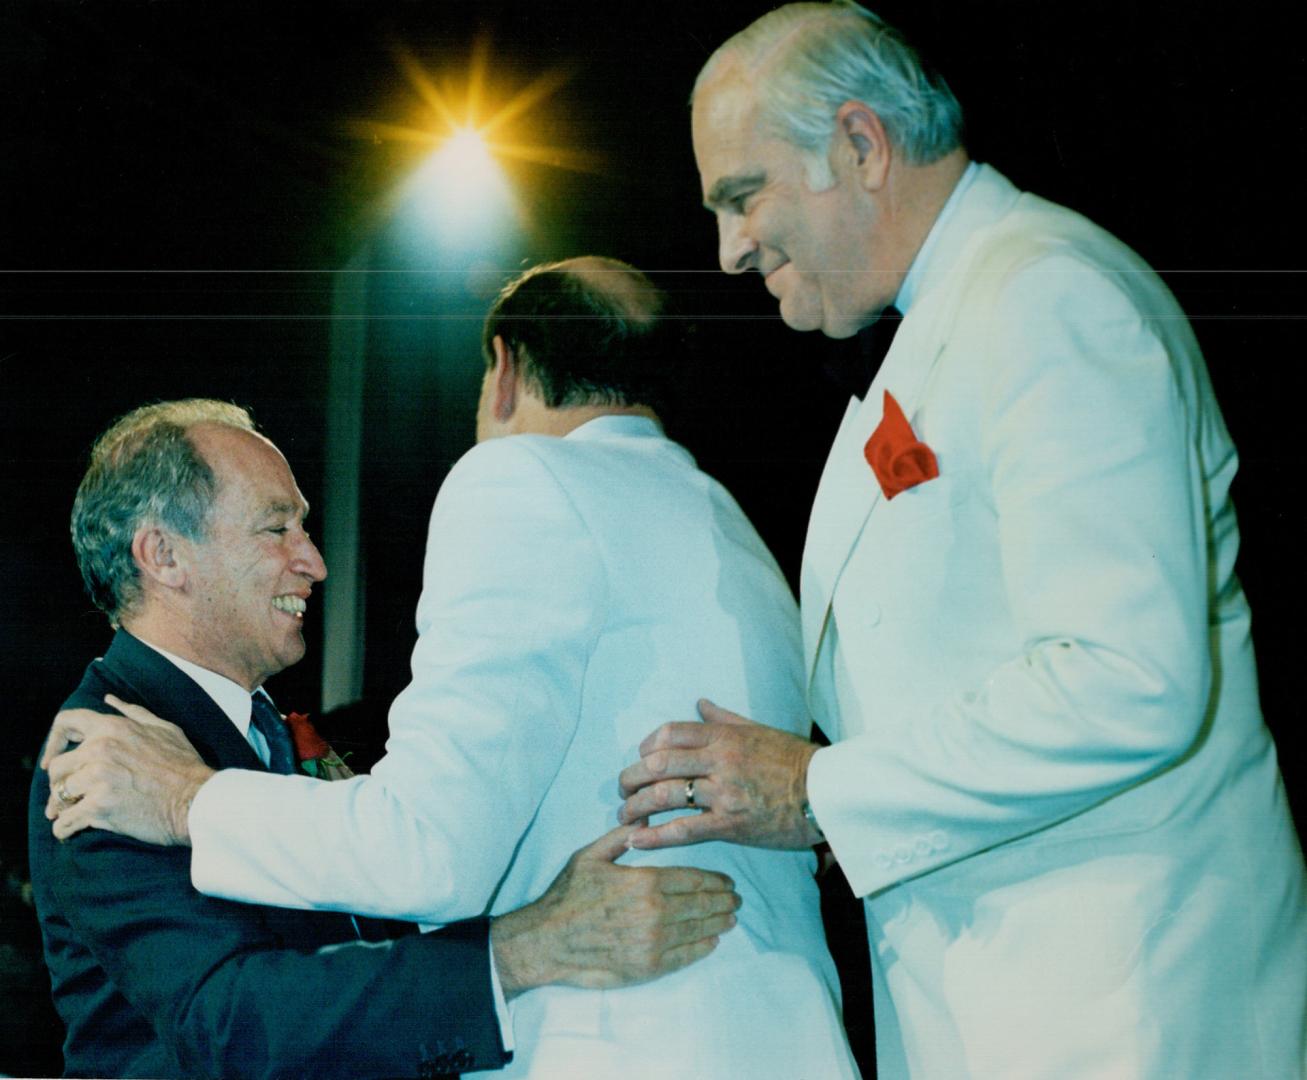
[
  {"left": 190, "top": 424, "right": 306, "bottom": 511},
  {"left": 691, "top": 71, "right": 765, "bottom": 186},
  {"left": 692, "top": 62, "right": 760, "bottom": 140}
]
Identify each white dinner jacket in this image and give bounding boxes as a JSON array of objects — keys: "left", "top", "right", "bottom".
[
  {"left": 803, "top": 164, "right": 1307, "bottom": 1078},
  {"left": 190, "top": 416, "right": 857, "bottom": 1078}
]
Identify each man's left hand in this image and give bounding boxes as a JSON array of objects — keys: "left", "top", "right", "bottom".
[
  {"left": 42, "top": 694, "right": 213, "bottom": 845},
  {"left": 618, "top": 699, "right": 821, "bottom": 850}
]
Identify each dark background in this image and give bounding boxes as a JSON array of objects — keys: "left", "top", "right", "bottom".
[{"left": 2, "top": 1, "right": 1303, "bottom": 1075}]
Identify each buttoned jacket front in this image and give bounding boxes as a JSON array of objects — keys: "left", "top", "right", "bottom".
[{"left": 803, "top": 165, "right": 1307, "bottom": 1078}]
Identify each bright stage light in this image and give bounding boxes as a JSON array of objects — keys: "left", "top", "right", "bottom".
[
  {"left": 404, "top": 125, "right": 515, "bottom": 249},
  {"left": 358, "top": 43, "right": 597, "bottom": 257},
  {"left": 432, "top": 127, "right": 498, "bottom": 202}
]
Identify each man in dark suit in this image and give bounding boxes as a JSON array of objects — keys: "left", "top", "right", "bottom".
[{"left": 29, "top": 398, "right": 739, "bottom": 1079}]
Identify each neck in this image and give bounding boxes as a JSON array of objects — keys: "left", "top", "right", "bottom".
[
  {"left": 500, "top": 400, "right": 660, "bottom": 440},
  {"left": 880, "top": 149, "right": 970, "bottom": 294},
  {"left": 120, "top": 607, "right": 259, "bottom": 691}
]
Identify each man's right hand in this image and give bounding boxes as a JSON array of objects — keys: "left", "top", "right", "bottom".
[
  {"left": 42, "top": 694, "right": 213, "bottom": 846},
  {"left": 489, "top": 825, "right": 740, "bottom": 998}
]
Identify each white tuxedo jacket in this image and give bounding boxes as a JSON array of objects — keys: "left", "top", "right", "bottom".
[
  {"left": 190, "top": 416, "right": 856, "bottom": 1078},
  {"left": 803, "top": 165, "right": 1307, "bottom": 1078}
]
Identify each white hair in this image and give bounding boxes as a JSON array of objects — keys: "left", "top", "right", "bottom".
[{"left": 695, "top": 1, "right": 964, "bottom": 188}]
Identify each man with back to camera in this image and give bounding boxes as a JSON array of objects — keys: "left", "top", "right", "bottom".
[
  {"left": 29, "top": 391, "right": 742, "bottom": 1079},
  {"left": 612, "top": 4, "right": 1307, "bottom": 1077},
  {"left": 43, "top": 257, "right": 859, "bottom": 1077}
]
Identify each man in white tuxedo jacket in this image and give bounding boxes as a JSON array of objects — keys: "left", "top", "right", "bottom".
[
  {"left": 44, "top": 258, "right": 858, "bottom": 1078},
  {"left": 618, "top": 5, "right": 1307, "bottom": 1077}
]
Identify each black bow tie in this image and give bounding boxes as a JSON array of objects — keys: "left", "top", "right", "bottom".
[{"left": 826, "top": 307, "right": 902, "bottom": 399}]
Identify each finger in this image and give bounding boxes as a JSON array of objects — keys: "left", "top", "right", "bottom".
[
  {"left": 46, "top": 742, "right": 89, "bottom": 788},
  {"left": 696, "top": 698, "right": 752, "bottom": 726},
  {"left": 103, "top": 694, "right": 176, "bottom": 730},
  {"left": 650, "top": 865, "right": 735, "bottom": 895},
  {"left": 655, "top": 935, "right": 722, "bottom": 976},
  {"left": 637, "top": 721, "right": 714, "bottom": 756},
  {"left": 40, "top": 709, "right": 102, "bottom": 770},
  {"left": 636, "top": 746, "right": 714, "bottom": 785},
  {"left": 45, "top": 777, "right": 82, "bottom": 820},
  {"left": 666, "top": 910, "right": 738, "bottom": 947},
  {"left": 660, "top": 888, "right": 742, "bottom": 923},
  {"left": 45, "top": 791, "right": 67, "bottom": 821},
  {"left": 618, "top": 759, "right": 658, "bottom": 797},
  {"left": 574, "top": 823, "right": 639, "bottom": 864},
  {"left": 619, "top": 777, "right": 712, "bottom": 822},
  {"left": 51, "top": 800, "right": 96, "bottom": 841},
  {"left": 627, "top": 813, "right": 726, "bottom": 851}
]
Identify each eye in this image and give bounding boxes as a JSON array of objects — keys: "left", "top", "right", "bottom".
[{"left": 266, "top": 526, "right": 289, "bottom": 535}]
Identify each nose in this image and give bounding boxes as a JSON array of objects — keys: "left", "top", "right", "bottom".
[
  {"left": 718, "top": 214, "right": 756, "bottom": 275},
  {"left": 293, "top": 532, "right": 328, "bottom": 583}
]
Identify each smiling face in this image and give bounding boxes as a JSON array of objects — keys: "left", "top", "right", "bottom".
[
  {"left": 692, "top": 68, "right": 894, "bottom": 339},
  {"left": 177, "top": 425, "right": 326, "bottom": 690}
]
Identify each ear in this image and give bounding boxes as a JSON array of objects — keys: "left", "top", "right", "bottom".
[
  {"left": 131, "top": 525, "right": 187, "bottom": 591},
  {"left": 834, "top": 100, "right": 892, "bottom": 191},
  {"left": 489, "top": 335, "right": 520, "bottom": 422}
]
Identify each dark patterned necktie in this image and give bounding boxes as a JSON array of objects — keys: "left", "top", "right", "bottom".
[{"left": 249, "top": 693, "right": 296, "bottom": 775}]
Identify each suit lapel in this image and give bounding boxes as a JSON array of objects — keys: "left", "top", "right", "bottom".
[
  {"left": 100, "top": 632, "right": 371, "bottom": 944},
  {"left": 800, "top": 165, "right": 1024, "bottom": 691},
  {"left": 99, "top": 631, "right": 268, "bottom": 773},
  {"left": 800, "top": 315, "right": 948, "bottom": 687}
]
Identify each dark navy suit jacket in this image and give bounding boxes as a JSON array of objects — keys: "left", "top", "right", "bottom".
[{"left": 28, "top": 630, "right": 510, "bottom": 1079}]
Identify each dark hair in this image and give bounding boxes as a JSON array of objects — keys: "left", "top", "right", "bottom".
[
  {"left": 71, "top": 399, "right": 254, "bottom": 625},
  {"left": 481, "top": 257, "right": 673, "bottom": 413}
]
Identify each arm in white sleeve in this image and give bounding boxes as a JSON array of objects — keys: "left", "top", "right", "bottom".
[
  {"left": 191, "top": 438, "right": 604, "bottom": 921},
  {"left": 810, "top": 253, "right": 1217, "bottom": 896}
]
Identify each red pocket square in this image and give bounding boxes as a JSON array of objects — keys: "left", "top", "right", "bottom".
[{"left": 863, "top": 390, "right": 939, "bottom": 499}]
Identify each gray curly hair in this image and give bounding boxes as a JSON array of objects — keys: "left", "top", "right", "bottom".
[{"left": 71, "top": 399, "right": 255, "bottom": 624}]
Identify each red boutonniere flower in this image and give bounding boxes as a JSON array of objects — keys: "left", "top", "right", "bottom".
[
  {"left": 863, "top": 390, "right": 939, "bottom": 499},
  {"left": 284, "top": 712, "right": 354, "bottom": 780}
]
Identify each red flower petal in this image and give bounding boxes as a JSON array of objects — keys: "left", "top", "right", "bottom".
[{"left": 284, "top": 711, "right": 331, "bottom": 761}]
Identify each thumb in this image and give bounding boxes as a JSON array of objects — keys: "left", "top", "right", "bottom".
[
  {"left": 697, "top": 698, "right": 750, "bottom": 726},
  {"left": 574, "top": 823, "right": 639, "bottom": 864},
  {"left": 104, "top": 694, "right": 176, "bottom": 731}
]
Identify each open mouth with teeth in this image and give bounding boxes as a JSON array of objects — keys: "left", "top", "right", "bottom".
[{"left": 272, "top": 595, "right": 307, "bottom": 619}]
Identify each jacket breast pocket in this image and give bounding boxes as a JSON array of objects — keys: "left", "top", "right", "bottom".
[
  {"left": 874, "top": 471, "right": 966, "bottom": 526},
  {"left": 838, "top": 469, "right": 988, "bottom": 624}
]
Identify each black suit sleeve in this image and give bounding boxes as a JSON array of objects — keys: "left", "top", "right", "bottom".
[{"left": 45, "top": 781, "right": 509, "bottom": 1079}]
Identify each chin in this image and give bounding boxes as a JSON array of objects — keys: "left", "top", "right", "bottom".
[
  {"left": 778, "top": 301, "right": 825, "bottom": 334},
  {"left": 819, "top": 319, "right": 861, "bottom": 340}
]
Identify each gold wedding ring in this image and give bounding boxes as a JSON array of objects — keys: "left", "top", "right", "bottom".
[
  {"left": 685, "top": 778, "right": 697, "bottom": 809},
  {"left": 56, "top": 783, "right": 81, "bottom": 807}
]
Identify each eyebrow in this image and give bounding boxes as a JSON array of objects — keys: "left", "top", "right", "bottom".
[
  {"left": 263, "top": 500, "right": 308, "bottom": 519},
  {"left": 704, "top": 171, "right": 766, "bottom": 211}
]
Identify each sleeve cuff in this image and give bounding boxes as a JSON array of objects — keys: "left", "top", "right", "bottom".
[{"left": 487, "top": 935, "right": 516, "bottom": 1055}]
